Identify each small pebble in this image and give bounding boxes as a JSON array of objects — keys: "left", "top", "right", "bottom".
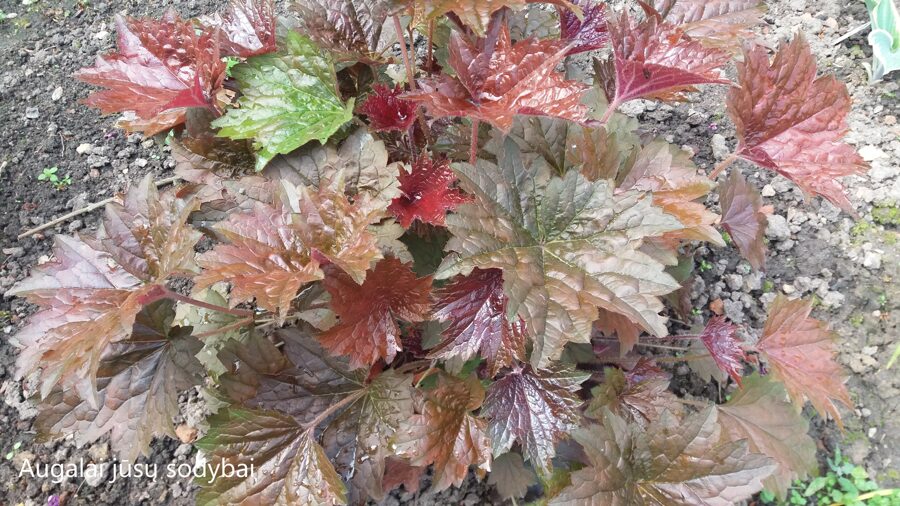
[
  {"left": 25, "top": 107, "right": 39, "bottom": 119},
  {"left": 51, "top": 86, "right": 63, "bottom": 101}
]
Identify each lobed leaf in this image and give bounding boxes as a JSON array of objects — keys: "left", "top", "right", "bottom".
[
  {"left": 718, "top": 169, "right": 768, "bottom": 270},
  {"left": 559, "top": 0, "right": 609, "bottom": 55},
  {"left": 6, "top": 176, "right": 200, "bottom": 403},
  {"left": 358, "top": 84, "right": 418, "bottom": 132},
  {"left": 319, "top": 257, "right": 433, "bottom": 368},
  {"left": 430, "top": 268, "right": 527, "bottom": 377},
  {"left": 196, "top": 178, "right": 383, "bottom": 319},
  {"left": 599, "top": 10, "right": 730, "bottom": 106},
  {"left": 727, "top": 35, "right": 868, "bottom": 213},
  {"left": 202, "top": 0, "right": 278, "bottom": 57},
  {"left": 489, "top": 452, "right": 537, "bottom": 500},
  {"left": 405, "top": 25, "right": 592, "bottom": 133},
  {"left": 698, "top": 316, "right": 745, "bottom": 386},
  {"left": 75, "top": 10, "right": 226, "bottom": 136},
  {"left": 616, "top": 139, "right": 724, "bottom": 249},
  {"left": 553, "top": 407, "right": 776, "bottom": 505},
  {"left": 264, "top": 127, "right": 402, "bottom": 211},
  {"left": 322, "top": 369, "right": 415, "bottom": 502},
  {"left": 213, "top": 31, "right": 353, "bottom": 170},
  {"left": 651, "top": 0, "right": 765, "bottom": 50},
  {"left": 757, "top": 294, "right": 851, "bottom": 426},
  {"left": 425, "top": 0, "right": 579, "bottom": 36},
  {"left": 35, "top": 300, "right": 203, "bottom": 462},
  {"left": 293, "top": 0, "right": 390, "bottom": 62},
  {"left": 211, "top": 328, "right": 415, "bottom": 502},
  {"left": 197, "top": 408, "right": 347, "bottom": 505},
  {"left": 717, "top": 373, "right": 818, "bottom": 499},
  {"left": 388, "top": 155, "right": 471, "bottom": 228},
  {"left": 586, "top": 366, "right": 682, "bottom": 427},
  {"left": 394, "top": 374, "right": 492, "bottom": 491},
  {"left": 437, "top": 139, "right": 683, "bottom": 367},
  {"left": 482, "top": 365, "right": 589, "bottom": 472}
]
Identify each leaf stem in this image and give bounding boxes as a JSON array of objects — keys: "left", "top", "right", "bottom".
[
  {"left": 192, "top": 317, "right": 254, "bottom": 339},
  {"left": 302, "top": 390, "right": 365, "bottom": 431},
  {"left": 709, "top": 152, "right": 738, "bottom": 179},
  {"left": 834, "top": 489, "right": 900, "bottom": 506},
  {"left": 415, "top": 361, "right": 438, "bottom": 387},
  {"left": 634, "top": 342, "right": 692, "bottom": 352},
  {"left": 393, "top": 15, "right": 416, "bottom": 91},
  {"left": 654, "top": 354, "right": 710, "bottom": 363},
  {"left": 597, "top": 97, "right": 622, "bottom": 127},
  {"left": 675, "top": 398, "right": 710, "bottom": 408},
  {"left": 164, "top": 289, "right": 256, "bottom": 318},
  {"left": 426, "top": 20, "right": 435, "bottom": 73},
  {"left": 470, "top": 119, "right": 480, "bottom": 164}
]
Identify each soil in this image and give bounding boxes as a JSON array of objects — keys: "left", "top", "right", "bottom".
[{"left": 0, "top": 0, "right": 897, "bottom": 505}]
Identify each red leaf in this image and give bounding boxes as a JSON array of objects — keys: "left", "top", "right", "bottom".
[
  {"left": 559, "top": 0, "right": 609, "bottom": 55},
  {"left": 651, "top": 0, "right": 766, "bottom": 51},
  {"left": 203, "top": 0, "right": 277, "bottom": 57},
  {"left": 757, "top": 295, "right": 851, "bottom": 427},
  {"left": 719, "top": 169, "right": 768, "bottom": 270},
  {"left": 75, "top": 11, "right": 226, "bottom": 135},
  {"left": 482, "top": 365, "right": 588, "bottom": 472},
  {"left": 404, "top": 24, "right": 592, "bottom": 132},
  {"left": 358, "top": 84, "right": 418, "bottom": 132},
  {"left": 319, "top": 257, "right": 433, "bottom": 368},
  {"left": 698, "top": 316, "right": 745, "bottom": 386},
  {"left": 430, "top": 268, "right": 526, "bottom": 377},
  {"left": 728, "top": 36, "right": 868, "bottom": 213},
  {"left": 381, "top": 458, "right": 425, "bottom": 494},
  {"left": 388, "top": 155, "right": 472, "bottom": 228},
  {"left": 601, "top": 10, "right": 730, "bottom": 107}
]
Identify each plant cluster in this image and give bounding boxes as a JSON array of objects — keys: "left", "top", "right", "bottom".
[
  {"left": 6, "top": 0, "right": 872, "bottom": 504},
  {"left": 760, "top": 448, "right": 900, "bottom": 506}
]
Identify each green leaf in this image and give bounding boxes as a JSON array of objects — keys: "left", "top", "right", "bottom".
[
  {"left": 437, "top": 139, "right": 682, "bottom": 367},
  {"left": 804, "top": 476, "right": 830, "bottom": 496},
  {"left": 213, "top": 31, "right": 353, "bottom": 171},
  {"left": 866, "top": 0, "right": 900, "bottom": 81}
]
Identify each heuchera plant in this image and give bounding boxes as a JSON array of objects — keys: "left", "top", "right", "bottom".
[{"left": 6, "top": 0, "right": 870, "bottom": 504}]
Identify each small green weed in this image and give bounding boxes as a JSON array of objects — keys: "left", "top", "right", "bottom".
[
  {"left": 699, "top": 259, "right": 713, "bottom": 273},
  {"left": 37, "top": 167, "right": 72, "bottom": 190},
  {"left": 4, "top": 441, "right": 21, "bottom": 461},
  {"left": 759, "top": 448, "right": 900, "bottom": 506},
  {"left": 872, "top": 206, "right": 900, "bottom": 227}
]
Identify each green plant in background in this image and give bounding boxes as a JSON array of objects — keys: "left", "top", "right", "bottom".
[
  {"left": 37, "top": 166, "right": 71, "bottom": 190},
  {"left": 872, "top": 205, "right": 900, "bottom": 226},
  {"left": 4, "top": 441, "right": 21, "bottom": 460},
  {"left": 866, "top": 0, "right": 900, "bottom": 81},
  {"left": 760, "top": 448, "right": 900, "bottom": 505}
]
